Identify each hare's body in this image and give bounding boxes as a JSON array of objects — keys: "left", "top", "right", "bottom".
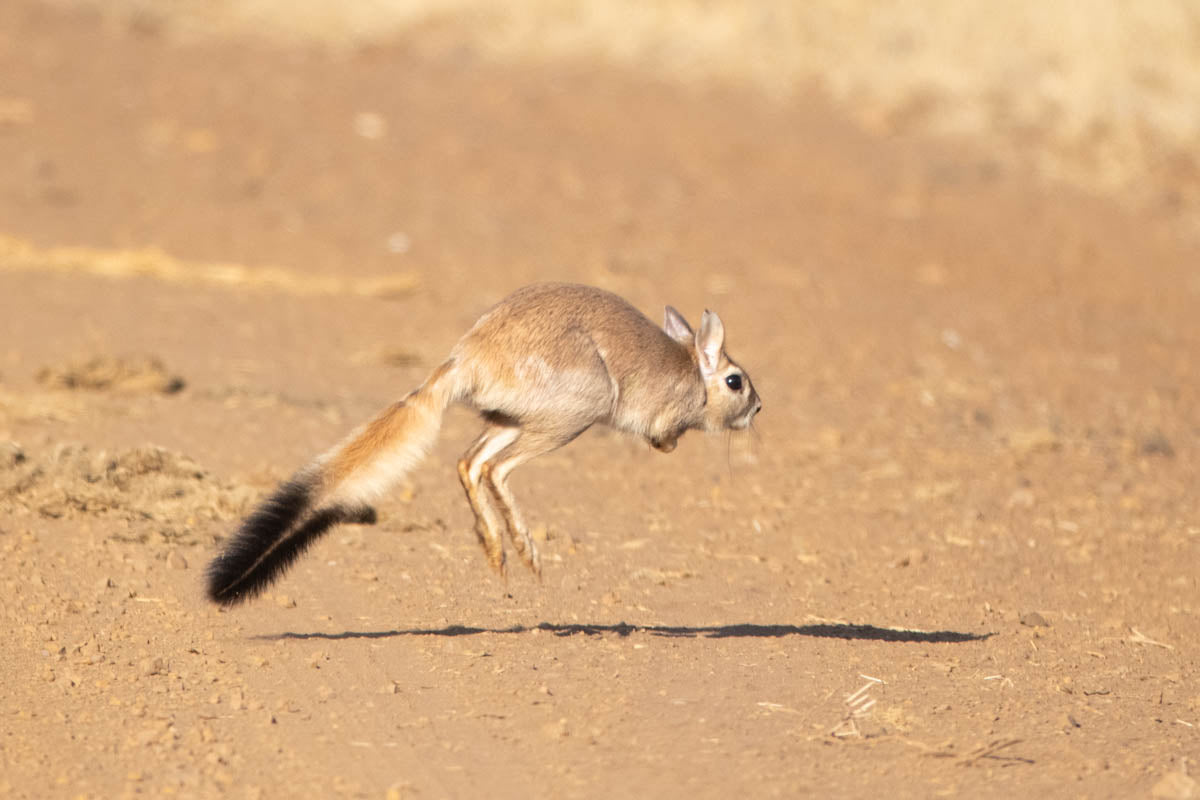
[
  {"left": 454, "top": 284, "right": 706, "bottom": 448},
  {"left": 206, "top": 283, "right": 761, "bottom": 606}
]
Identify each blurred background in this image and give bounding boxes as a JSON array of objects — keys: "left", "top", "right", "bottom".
[
  {"left": 2, "top": 4, "right": 1199, "bottom": 797},
  {"left": 33, "top": 0, "right": 1200, "bottom": 223}
]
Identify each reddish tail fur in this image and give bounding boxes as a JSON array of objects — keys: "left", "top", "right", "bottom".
[{"left": 205, "top": 362, "right": 457, "bottom": 606}]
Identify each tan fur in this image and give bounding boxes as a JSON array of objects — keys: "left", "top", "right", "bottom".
[
  {"left": 323, "top": 361, "right": 455, "bottom": 491},
  {"left": 307, "top": 283, "right": 761, "bottom": 576},
  {"left": 324, "top": 401, "right": 407, "bottom": 487}
]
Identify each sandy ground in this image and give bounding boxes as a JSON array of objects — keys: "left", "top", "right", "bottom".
[{"left": 2, "top": 2, "right": 1199, "bottom": 798}]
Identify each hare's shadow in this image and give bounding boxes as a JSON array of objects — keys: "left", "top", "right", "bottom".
[{"left": 262, "top": 621, "right": 992, "bottom": 643}]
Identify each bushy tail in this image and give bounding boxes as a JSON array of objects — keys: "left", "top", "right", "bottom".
[{"left": 205, "top": 361, "right": 459, "bottom": 606}]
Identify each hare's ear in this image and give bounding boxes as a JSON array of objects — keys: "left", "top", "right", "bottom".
[
  {"left": 696, "top": 310, "right": 725, "bottom": 376},
  {"left": 663, "top": 305, "right": 694, "bottom": 345}
]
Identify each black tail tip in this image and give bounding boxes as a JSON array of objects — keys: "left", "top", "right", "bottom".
[
  {"left": 205, "top": 555, "right": 250, "bottom": 607},
  {"left": 203, "top": 502, "right": 377, "bottom": 608},
  {"left": 346, "top": 506, "right": 378, "bottom": 525}
]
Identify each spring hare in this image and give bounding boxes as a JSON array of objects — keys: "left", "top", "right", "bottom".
[{"left": 206, "top": 283, "right": 761, "bottom": 606}]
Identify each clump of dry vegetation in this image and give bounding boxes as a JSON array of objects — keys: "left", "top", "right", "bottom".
[
  {"left": 36, "top": 356, "right": 186, "bottom": 394},
  {"left": 0, "top": 442, "right": 254, "bottom": 532}
]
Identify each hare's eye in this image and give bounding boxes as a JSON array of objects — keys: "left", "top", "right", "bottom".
[{"left": 724, "top": 374, "right": 743, "bottom": 392}]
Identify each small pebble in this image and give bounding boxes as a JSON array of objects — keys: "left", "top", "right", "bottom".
[
  {"left": 1007, "top": 488, "right": 1035, "bottom": 509},
  {"left": 0, "top": 441, "right": 25, "bottom": 468},
  {"left": 1141, "top": 431, "right": 1175, "bottom": 458},
  {"left": 541, "top": 717, "right": 569, "bottom": 739},
  {"left": 353, "top": 112, "right": 386, "bottom": 140},
  {"left": 1152, "top": 771, "right": 1198, "bottom": 800}
]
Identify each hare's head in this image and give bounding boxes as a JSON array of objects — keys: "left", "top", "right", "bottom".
[{"left": 664, "top": 306, "right": 762, "bottom": 433}]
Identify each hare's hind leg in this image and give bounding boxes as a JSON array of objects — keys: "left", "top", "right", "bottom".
[
  {"left": 457, "top": 423, "right": 520, "bottom": 574},
  {"left": 482, "top": 426, "right": 589, "bottom": 577}
]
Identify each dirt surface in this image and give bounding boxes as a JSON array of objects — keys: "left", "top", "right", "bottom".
[{"left": 2, "top": 3, "right": 1199, "bottom": 798}]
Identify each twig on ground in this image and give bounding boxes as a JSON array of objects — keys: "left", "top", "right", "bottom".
[
  {"left": 957, "top": 738, "right": 1033, "bottom": 766},
  {"left": 1129, "top": 627, "right": 1173, "bottom": 649}
]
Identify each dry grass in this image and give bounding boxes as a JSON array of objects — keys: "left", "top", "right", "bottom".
[
  {"left": 0, "top": 234, "right": 419, "bottom": 297},
  {"left": 0, "top": 442, "right": 253, "bottom": 528},
  {"left": 50, "top": 0, "right": 1200, "bottom": 218}
]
